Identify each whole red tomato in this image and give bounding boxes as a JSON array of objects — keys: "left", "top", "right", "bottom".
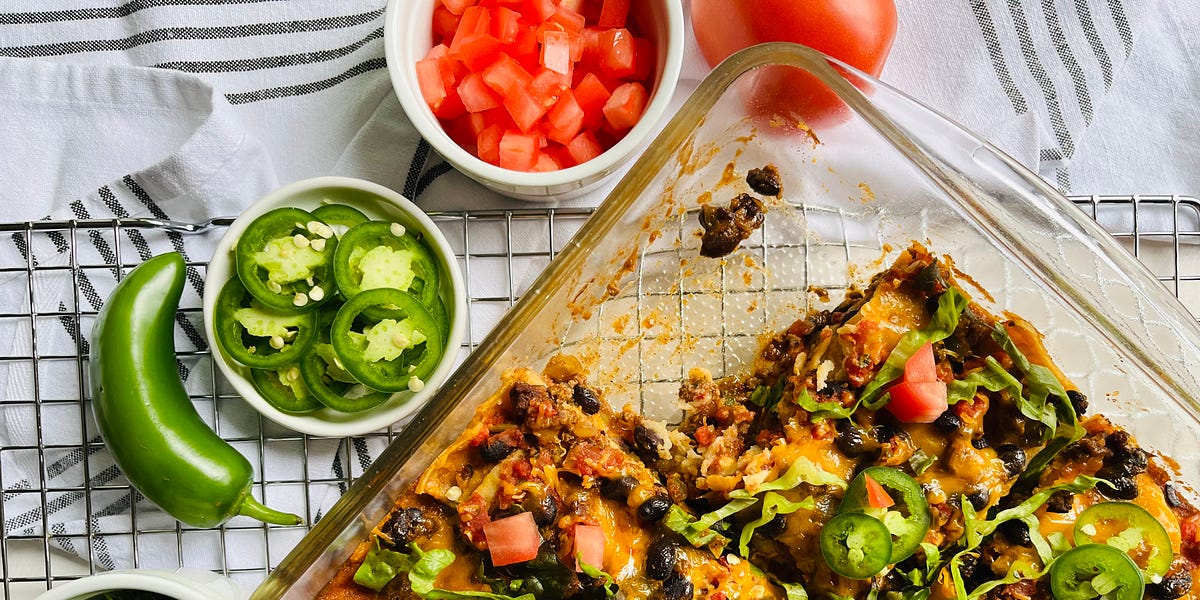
[{"left": 691, "top": 0, "right": 898, "bottom": 127}]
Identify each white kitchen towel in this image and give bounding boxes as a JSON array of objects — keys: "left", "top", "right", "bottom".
[{"left": 0, "top": 0, "right": 1196, "bottom": 578}]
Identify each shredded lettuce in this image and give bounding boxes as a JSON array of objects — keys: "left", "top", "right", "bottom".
[
  {"left": 780, "top": 582, "right": 809, "bottom": 600},
  {"left": 738, "top": 492, "right": 815, "bottom": 557},
  {"left": 1020, "top": 514, "right": 1055, "bottom": 565},
  {"left": 947, "top": 357, "right": 1021, "bottom": 405},
  {"left": 577, "top": 557, "right": 619, "bottom": 598},
  {"left": 908, "top": 449, "right": 937, "bottom": 475},
  {"left": 961, "top": 475, "right": 1100, "bottom": 549},
  {"left": 950, "top": 555, "right": 1050, "bottom": 600},
  {"left": 668, "top": 458, "right": 845, "bottom": 550},
  {"left": 749, "top": 376, "right": 788, "bottom": 410},
  {"left": 859, "top": 287, "right": 970, "bottom": 410},
  {"left": 991, "top": 327, "right": 1070, "bottom": 441},
  {"left": 354, "top": 541, "right": 535, "bottom": 600},
  {"left": 795, "top": 387, "right": 856, "bottom": 420}
]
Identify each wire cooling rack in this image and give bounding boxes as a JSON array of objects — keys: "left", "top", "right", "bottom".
[{"left": 2, "top": 196, "right": 1198, "bottom": 597}]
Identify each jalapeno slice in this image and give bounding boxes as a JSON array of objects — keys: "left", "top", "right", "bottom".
[
  {"left": 249, "top": 365, "right": 322, "bottom": 414},
  {"left": 235, "top": 207, "right": 338, "bottom": 312},
  {"left": 819, "top": 512, "right": 892, "bottom": 579},
  {"left": 839, "top": 467, "right": 931, "bottom": 562},
  {"left": 300, "top": 305, "right": 390, "bottom": 413},
  {"left": 333, "top": 221, "right": 441, "bottom": 309},
  {"left": 1050, "top": 543, "right": 1144, "bottom": 600},
  {"left": 214, "top": 276, "right": 317, "bottom": 368},
  {"left": 311, "top": 204, "right": 369, "bottom": 236},
  {"left": 1074, "top": 501, "right": 1173, "bottom": 578},
  {"left": 330, "top": 288, "right": 444, "bottom": 393}
]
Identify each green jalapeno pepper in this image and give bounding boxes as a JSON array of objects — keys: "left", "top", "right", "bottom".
[
  {"left": 1050, "top": 543, "right": 1144, "bottom": 600},
  {"left": 213, "top": 276, "right": 317, "bottom": 368},
  {"left": 249, "top": 365, "right": 322, "bottom": 414},
  {"left": 332, "top": 220, "right": 441, "bottom": 309},
  {"left": 1074, "top": 501, "right": 1173, "bottom": 578},
  {"left": 91, "top": 253, "right": 301, "bottom": 528},
  {"left": 235, "top": 207, "right": 338, "bottom": 312},
  {"left": 330, "top": 288, "right": 444, "bottom": 393},
  {"left": 300, "top": 304, "right": 390, "bottom": 413},
  {"left": 819, "top": 512, "right": 892, "bottom": 579},
  {"left": 839, "top": 466, "right": 931, "bottom": 563},
  {"left": 311, "top": 203, "right": 370, "bottom": 234}
]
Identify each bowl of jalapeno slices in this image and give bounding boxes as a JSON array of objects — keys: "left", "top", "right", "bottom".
[{"left": 202, "top": 176, "right": 466, "bottom": 436}]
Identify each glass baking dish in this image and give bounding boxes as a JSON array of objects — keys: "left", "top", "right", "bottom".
[{"left": 251, "top": 43, "right": 1200, "bottom": 598}]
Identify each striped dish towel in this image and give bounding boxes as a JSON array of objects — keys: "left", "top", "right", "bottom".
[{"left": 0, "top": 0, "right": 1195, "bottom": 579}]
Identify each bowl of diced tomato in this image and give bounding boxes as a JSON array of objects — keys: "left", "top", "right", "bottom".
[{"left": 385, "top": 0, "right": 684, "bottom": 201}]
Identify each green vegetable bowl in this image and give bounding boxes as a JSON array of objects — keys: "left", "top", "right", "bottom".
[
  {"left": 33, "top": 568, "right": 243, "bottom": 600},
  {"left": 203, "top": 176, "right": 466, "bottom": 437}
]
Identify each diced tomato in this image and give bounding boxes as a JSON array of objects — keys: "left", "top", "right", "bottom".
[
  {"left": 904, "top": 342, "right": 939, "bottom": 383},
  {"left": 532, "top": 151, "right": 560, "bottom": 172},
  {"left": 432, "top": 85, "right": 466, "bottom": 119},
  {"left": 573, "top": 73, "right": 610, "bottom": 128},
  {"left": 523, "top": 0, "right": 557, "bottom": 21},
  {"left": 597, "top": 28, "right": 636, "bottom": 79},
  {"left": 458, "top": 72, "right": 502, "bottom": 113},
  {"left": 452, "top": 34, "right": 501, "bottom": 71},
  {"left": 546, "top": 145, "right": 576, "bottom": 168},
  {"left": 450, "top": 6, "right": 492, "bottom": 54},
  {"left": 490, "top": 6, "right": 520, "bottom": 44},
  {"left": 441, "top": 0, "right": 476, "bottom": 16},
  {"left": 513, "top": 25, "right": 541, "bottom": 62},
  {"left": 573, "top": 524, "right": 606, "bottom": 572},
  {"left": 530, "top": 67, "right": 571, "bottom": 107},
  {"left": 415, "top": 57, "right": 449, "bottom": 111},
  {"left": 863, "top": 474, "right": 896, "bottom": 509},
  {"left": 885, "top": 380, "right": 948, "bottom": 424},
  {"left": 483, "top": 512, "right": 541, "bottom": 566},
  {"left": 602, "top": 81, "right": 646, "bottom": 130},
  {"left": 579, "top": 27, "right": 602, "bottom": 67},
  {"left": 565, "top": 130, "right": 603, "bottom": 164},
  {"left": 633, "top": 36, "right": 654, "bottom": 81},
  {"left": 477, "top": 123, "right": 506, "bottom": 164},
  {"left": 549, "top": 6, "right": 585, "bottom": 33},
  {"left": 482, "top": 53, "right": 533, "bottom": 96},
  {"left": 499, "top": 130, "right": 541, "bottom": 171},
  {"left": 546, "top": 90, "right": 584, "bottom": 144},
  {"left": 540, "top": 30, "right": 573, "bottom": 75},
  {"left": 433, "top": 5, "right": 461, "bottom": 42},
  {"left": 597, "top": 0, "right": 630, "bottom": 28},
  {"left": 503, "top": 86, "right": 550, "bottom": 131}
]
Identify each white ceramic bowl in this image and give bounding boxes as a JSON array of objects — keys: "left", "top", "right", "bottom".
[
  {"left": 385, "top": 0, "right": 684, "bottom": 201},
  {"left": 203, "top": 176, "right": 466, "bottom": 437},
  {"left": 34, "top": 569, "right": 243, "bottom": 600}
]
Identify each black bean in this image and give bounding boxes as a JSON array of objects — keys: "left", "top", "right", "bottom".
[
  {"left": 998, "top": 519, "right": 1031, "bottom": 546},
  {"left": 1165, "top": 483, "right": 1188, "bottom": 508},
  {"left": 759, "top": 512, "right": 788, "bottom": 537},
  {"left": 971, "top": 436, "right": 991, "bottom": 450},
  {"left": 661, "top": 573, "right": 694, "bottom": 600},
  {"left": 834, "top": 420, "right": 869, "bottom": 458},
  {"left": 1098, "top": 474, "right": 1140, "bottom": 500},
  {"left": 746, "top": 165, "right": 782, "bottom": 196},
  {"left": 385, "top": 507, "right": 434, "bottom": 546},
  {"left": 633, "top": 424, "right": 667, "bottom": 463},
  {"left": 934, "top": 411, "right": 963, "bottom": 432},
  {"left": 638, "top": 495, "right": 673, "bottom": 522},
  {"left": 480, "top": 435, "right": 517, "bottom": 462},
  {"left": 1105, "top": 430, "right": 1133, "bottom": 452},
  {"left": 996, "top": 444, "right": 1026, "bottom": 478},
  {"left": 1147, "top": 568, "right": 1192, "bottom": 599},
  {"left": 573, "top": 385, "right": 602, "bottom": 415},
  {"left": 966, "top": 489, "right": 990, "bottom": 511},
  {"left": 1045, "top": 490, "right": 1074, "bottom": 514},
  {"left": 600, "top": 476, "right": 639, "bottom": 501},
  {"left": 645, "top": 539, "right": 679, "bottom": 581},
  {"left": 915, "top": 263, "right": 950, "bottom": 297},
  {"left": 523, "top": 495, "right": 558, "bottom": 527},
  {"left": 1109, "top": 447, "right": 1149, "bottom": 476},
  {"left": 1066, "top": 389, "right": 1088, "bottom": 416}
]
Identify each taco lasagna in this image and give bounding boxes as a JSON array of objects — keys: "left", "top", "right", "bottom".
[{"left": 318, "top": 245, "right": 1200, "bottom": 600}]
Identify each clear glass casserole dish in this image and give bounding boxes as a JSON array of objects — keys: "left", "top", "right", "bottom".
[{"left": 250, "top": 43, "right": 1200, "bottom": 599}]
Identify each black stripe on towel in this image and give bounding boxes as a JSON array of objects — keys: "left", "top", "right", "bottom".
[
  {"left": 1005, "top": 0, "right": 1074, "bottom": 158},
  {"left": 1106, "top": 0, "right": 1134, "bottom": 56},
  {"left": 122, "top": 176, "right": 207, "bottom": 303},
  {"left": 224, "top": 56, "right": 387, "bottom": 104},
  {"left": 1072, "top": 0, "right": 1114, "bottom": 88},
  {"left": 1040, "top": 0, "right": 1094, "bottom": 125},
  {"left": 968, "top": 0, "right": 1028, "bottom": 114},
  {"left": 0, "top": 0, "right": 284, "bottom": 25},
  {"left": 0, "top": 10, "right": 382, "bottom": 58},
  {"left": 154, "top": 26, "right": 383, "bottom": 73},
  {"left": 404, "top": 139, "right": 432, "bottom": 199}
]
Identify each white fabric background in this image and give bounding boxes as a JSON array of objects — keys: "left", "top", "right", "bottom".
[{"left": 0, "top": 0, "right": 1196, "bottom": 586}]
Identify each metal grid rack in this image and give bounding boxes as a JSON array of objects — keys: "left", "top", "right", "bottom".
[{"left": 1, "top": 197, "right": 1197, "bottom": 596}]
